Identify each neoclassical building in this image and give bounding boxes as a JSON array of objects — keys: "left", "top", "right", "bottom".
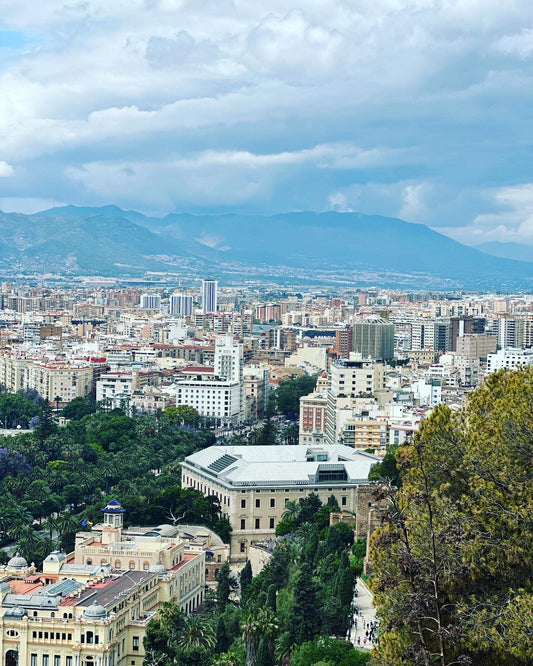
[
  {"left": 181, "top": 444, "right": 379, "bottom": 562},
  {"left": 0, "top": 500, "right": 206, "bottom": 666}
]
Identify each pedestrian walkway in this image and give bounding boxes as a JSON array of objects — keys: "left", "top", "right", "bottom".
[{"left": 346, "top": 577, "right": 378, "bottom": 650}]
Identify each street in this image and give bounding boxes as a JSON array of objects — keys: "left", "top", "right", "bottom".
[{"left": 347, "top": 577, "right": 378, "bottom": 650}]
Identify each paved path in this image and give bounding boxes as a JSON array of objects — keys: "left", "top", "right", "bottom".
[{"left": 347, "top": 577, "right": 378, "bottom": 650}]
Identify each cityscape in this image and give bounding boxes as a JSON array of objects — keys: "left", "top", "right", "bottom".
[
  {"left": 0, "top": 279, "right": 531, "bottom": 664},
  {"left": 1, "top": 1, "right": 533, "bottom": 665}
]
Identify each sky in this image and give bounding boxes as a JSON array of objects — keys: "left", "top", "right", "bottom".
[{"left": 1, "top": 0, "right": 533, "bottom": 248}]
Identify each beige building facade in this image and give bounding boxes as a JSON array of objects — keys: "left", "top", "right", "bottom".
[
  {"left": 181, "top": 444, "right": 379, "bottom": 562},
  {"left": 0, "top": 501, "right": 205, "bottom": 666}
]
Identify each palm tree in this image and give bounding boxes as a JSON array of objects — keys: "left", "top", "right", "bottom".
[
  {"left": 42, "top": 515, "right": 58, "bottom": 542},
  {"left": 242, "top": 607, "right": 278, "bottom": 666},
  {"left": 177, "top": 615, "right": 216, "bottom": 652},
  {"left": 281, "top": 499, "right": 300, "bottom": 522}
]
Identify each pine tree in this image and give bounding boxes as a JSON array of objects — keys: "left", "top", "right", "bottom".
[{"left": 290, "top": 562, "right": 321, "bottom": 646}]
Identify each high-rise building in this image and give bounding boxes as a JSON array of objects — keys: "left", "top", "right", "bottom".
[
  {"left": 170, "top": 293, "right": 193, "bottom": 316},
  {"left": 140, "top": 293, "right": 161, "bottom": 310},
  {"left": 352, "top": 316, "right": 394, "bottom": 361},
  {"left": 335, "top": 327, "right": 353, "bottom": 357},
  {"left": 214, "top": 334, "right": 243, "bottom": 383},
  {"left": 201, "top": 279, "right": 218, "bottom": 314}
]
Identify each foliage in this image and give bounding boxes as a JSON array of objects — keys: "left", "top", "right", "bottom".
[
  {"left": 289, "top": 636, "right": 371, "bottom": 666},
  {"left": 62, "top": 396, "right": 96, "bottom": 421},
  {"left": 368, "top": 444, "right": 401, "bottom": 487},
  {"left": 274, "top": 374, "right": 318, "bottom": 420},
  {"left": 0, "top": 393, "right": 41, "bottom": 428},
  {"left": 370, "top": 368, "right": 533, "bottom": 666}
]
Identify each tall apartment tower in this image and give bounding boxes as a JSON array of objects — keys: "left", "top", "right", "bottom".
[
  {"left": 140, "top": 293, "right": 161, "bottom": 310},
  {"left": 215, "top": 334, "right": 243, "bottom": 383},
  {"left": 202, "top": 279, "right": 218, "bottom": 314},
  {"left": 352, "top": 316, "right": 394, "bottom": 361},
  {"left": 335, "top": 327, "right": 353, "bottom": 358},
  {"left": 170, "top": 293, "right": 194, "bottom": 316}
]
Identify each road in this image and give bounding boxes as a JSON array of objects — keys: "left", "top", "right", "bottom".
[{"left": 347, "top": 577, "right": 378, "bottom": 650}]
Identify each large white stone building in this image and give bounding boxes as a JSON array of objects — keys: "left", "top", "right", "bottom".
[{"left": 181, "top": 444, "right": 380, "bottom": 562}]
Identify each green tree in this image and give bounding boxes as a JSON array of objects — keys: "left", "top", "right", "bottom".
[
  {"left": 290, "top": 562, "right": 321, "bottom": 646},
  {"left": 370, "top": 368, "right": 533, "bottom": 666},
  {"left": 216, "top": 562, "right": 233, "bottom": 612},
  {"left": 165, "top": 405, "right": 200, "bottom": 426},
  {"left": 242, "top": 607, "right": 278, "bottom": 666},
  {"left": 289, "top": 636, "right": 371, "bottom": 666},
  {"left": 275, "top": 374, "right": 318, "bottom": 420},
  {"left": 240, "top": 560, "right": 253, "bottom": 601},
  {"left": 62, "top": 396, "right": 95, "bottom": 421}
]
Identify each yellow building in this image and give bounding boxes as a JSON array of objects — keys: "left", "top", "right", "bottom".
[{"left": 0, "top": 500, "right": 205, "bottom": 666}]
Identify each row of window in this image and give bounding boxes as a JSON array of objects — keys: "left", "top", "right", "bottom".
[
  {"left": 30, "top": 657, "right": 67, "bottom": 666},
  {"left": 240, "top": 498, "right": 276, "bottom": 509},
  {"left": 32, "top": 631, "right": 73, "bottom": 640},
  {"left": 240, "top": 517, "right": 275, "bottom": 530}
]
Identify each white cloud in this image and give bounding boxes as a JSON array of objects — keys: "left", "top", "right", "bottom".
[
  {"left": 494, "top": 28, "right": 533, "bottom": 59},
  {"left": 439, "top": 183, "right": 533, "bottom": 245},
  {"left": 0, "top": 0, "right": 532, "bottom": 221},
  {"left": 399, "top": 182, "right": 432, "bottom": 221},
  {"left": 0, "top": 161, "right": 14, "bottom": 177}
]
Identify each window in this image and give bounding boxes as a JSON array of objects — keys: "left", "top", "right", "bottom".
[
  {"left": 240, "top": 519, "right": 246, "bottom": 529},
  {"left": 54, "top": 657, "right": 61, "bottom": 666},
  {"left": 240, "top": 499, "right": 246, "bottom": 509},
  {"left": 31, "top": 656, "right": 38, "bottom": 666},
  {"left": 342, "top": 496, "right": 347, "bottom": 506},
  {"left": 240, "top": 542, "right": 246, "bottom": 553},
  {"left": 43, "top": 657, "right": 50, "bottom": 666},
  {"left": 66, "top": 659, "right": 73, "bottom": 666},
  {"left": 133, "top": 637, "right": 140, "bottom": 651},
  {"left": 270, "top": 498, "right": 275, "bottom": 508},
  {"left": 255, "top": 498, "right": 260, "bottom": 508},
  {"left": 255, "top": 518, "right": 260, "bottom": 529},
  {"left": 269, "top": 518, "right": 275, "bottom": 529}
]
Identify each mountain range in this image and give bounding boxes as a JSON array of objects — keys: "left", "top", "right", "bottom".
[{"left": 0, "top": 205, "right": 531, "bottom": 290}]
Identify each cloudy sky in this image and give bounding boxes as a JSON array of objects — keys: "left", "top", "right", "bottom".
[{"left": 1, "top": 0, "right": 533, "bottom": 247}]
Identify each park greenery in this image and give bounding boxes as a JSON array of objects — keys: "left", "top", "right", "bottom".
[
  {"left": 143, "top": 493, "right": 370, "bottom": 666},
  {"left": 0, "top": 395, "right": 226, "bottom": 566}
]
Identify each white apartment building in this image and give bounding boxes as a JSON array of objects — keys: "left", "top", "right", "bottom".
[
  {"left": 214, "top": 334, "right": 243, "bottom": 383},
  {"left": 170, "top": 293, "right": 194, "bottom": 317},
  {"left": 172, "top": 336, "right": 245, "bottom": 425},
  {"left": 140, "top": 294, "right": 161, "bottom": 311},
  {"left": 174, "top": 379, "right": 242, "bottom": 425},
  {"left": 325, "top": 356, "right": 385, "bottom": 446},
  {"left": 201, "top": 280, "right": 218, "bottom": 314},
  {"left": 96, "top": 372, "right": 136, "bottom": 403},
  {"left": 486, "top": 348, "right": 533, "bottom": 373},
  {"left": 0, "top": 355, "right": 93, "bottom": 405}
]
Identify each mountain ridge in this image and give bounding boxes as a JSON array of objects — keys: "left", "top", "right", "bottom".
[{"left": 0, "top": 205, "right": 531, "bottom": 289}]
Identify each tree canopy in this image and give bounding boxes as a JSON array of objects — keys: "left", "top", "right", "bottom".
[{"left": 370, "top": 368, "right": 533, "bottom": 666}]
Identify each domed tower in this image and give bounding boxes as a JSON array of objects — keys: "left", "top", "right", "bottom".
[{"left": 101, "top": 499, "right": 125, "bottom": 545}]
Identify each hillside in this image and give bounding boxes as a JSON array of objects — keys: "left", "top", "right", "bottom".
[{"left": 0, "top": 206, "right": 531, "bottom": 289}]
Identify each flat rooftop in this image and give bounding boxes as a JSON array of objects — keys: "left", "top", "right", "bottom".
[{"left": 183, "top": 445, "right": 379, "bottom": 487}]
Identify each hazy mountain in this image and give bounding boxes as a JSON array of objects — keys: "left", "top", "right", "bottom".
[
  {"left": 1, "top": 206, "right": 532, "bottom": 289},
  {"left": 475, "top": 241, "right": 533, "bottom": 264}
]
